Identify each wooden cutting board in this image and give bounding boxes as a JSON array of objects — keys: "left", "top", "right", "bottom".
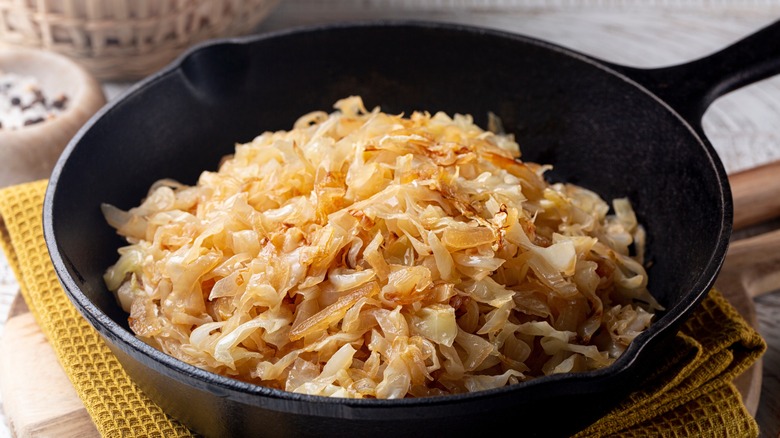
[{"left": 0, "top": 296, "right": 98, "bottom": 437}]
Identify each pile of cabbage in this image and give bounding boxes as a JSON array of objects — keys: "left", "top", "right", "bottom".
[{"left": 103, "top": 96, "right": 663, "bottom": 399}]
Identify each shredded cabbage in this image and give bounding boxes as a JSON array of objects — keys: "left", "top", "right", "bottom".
[{"left": 103, "top": 96, "right": 663, "bottom": 399}]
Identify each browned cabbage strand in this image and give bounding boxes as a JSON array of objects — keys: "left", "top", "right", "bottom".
[{"left": 102, "top": 96, "right": 663, "bottom": 399}]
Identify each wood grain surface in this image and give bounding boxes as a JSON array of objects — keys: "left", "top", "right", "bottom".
[
  {"left": 2, "top": 2, "right": 780, "bottom": 437},
  {"left": 0, "top": 298, "right": 98, "bottom": 438},
  {"left": 755, "top": 292, "right": 780, "bottom": 438}
]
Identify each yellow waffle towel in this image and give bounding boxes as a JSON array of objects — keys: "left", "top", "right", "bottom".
[{"left": 0, "top": 180, "right": 767, "bottom": 438}]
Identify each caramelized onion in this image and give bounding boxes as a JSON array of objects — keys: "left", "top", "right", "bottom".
[{"left": 104, "top": 96, "right": 661, "bottom": 398}]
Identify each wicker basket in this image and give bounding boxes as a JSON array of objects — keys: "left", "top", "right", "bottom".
[{"left": 0, "top": 0, "right": 281, "bottom": 81}]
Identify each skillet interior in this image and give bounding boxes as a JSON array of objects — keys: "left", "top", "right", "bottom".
[{"left": 44, "top": 21, "right": 729, "bottom": 438}]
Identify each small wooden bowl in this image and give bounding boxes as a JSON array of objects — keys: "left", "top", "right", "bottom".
[{"left": 0, "top": 46, "right": 106, "bottom": 188}]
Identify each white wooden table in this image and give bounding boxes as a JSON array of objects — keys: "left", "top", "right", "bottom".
[{"left": 2, "top": 1, "right": 780, "bottom": 437}]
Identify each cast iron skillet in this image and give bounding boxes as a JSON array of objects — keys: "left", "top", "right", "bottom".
[{"left": 44, "top": 20, "right": 780, "bottom": 438}]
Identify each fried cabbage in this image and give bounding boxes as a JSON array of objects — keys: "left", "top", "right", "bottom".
[{"left": 102, "top": 96, "right": 662, "bottom": 399}]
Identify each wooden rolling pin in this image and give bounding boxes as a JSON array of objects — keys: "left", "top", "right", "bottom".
[
  {"left": 721, "top": 159, "right": 780, "bottom": 299},
  {"left": 731, "top": 160, "right": 780, "bottom": 231}
]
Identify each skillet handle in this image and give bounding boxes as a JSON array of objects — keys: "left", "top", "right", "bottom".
[{"left": 608, "top": 19, "right": 780, "bottom": 130}]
